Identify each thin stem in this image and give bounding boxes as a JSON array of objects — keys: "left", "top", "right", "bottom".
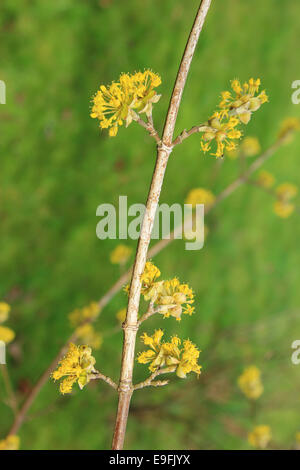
[
  {"left": 7, "top": 334, "right": 77, "bottom": 436},
  {"left": 0, "top": 364, "right": 18, "bottom": 416},
  {"left": 91, "top": 372, "right": 118, "bottom": 390},
  {"left": 134, "top": 114, "right": 161, "bottom": 144},
  {"left": 111, "top": 0, "right": 212, "bottom": 450},
  {"left": 133, "top": 366, "right": 176, "bottom": 391},
  {"left": 173, "top": 124, "right": 208, "bottom": 146},
  {"left": 137, "top": 304, "right": 179, "bottom": 326}
]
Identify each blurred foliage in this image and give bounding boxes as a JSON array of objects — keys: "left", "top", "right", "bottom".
[{"left": 0, "top": 0, "right": 300, "bottom": 450}]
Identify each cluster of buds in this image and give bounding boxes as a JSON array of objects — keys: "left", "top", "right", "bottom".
[
  {"left": 248, "top": 425, "right": 272, "bottom": 450},
  {"left": 0, "top": 302, "right": 15, "bottom": 345},
  {"left": 273, "top": 183, "right": 298, "bottom": 218},
  {"left": 90, "top": 70, "right": 161, "bottom": 136},
  {"left": 110, "top": 244, "right": 132, "bottom": 266},
  {"left": 137, "top": 330, "right": 201, "bottom": 379},
  {"left": 52, "top": 343, "right": 97, "bottom": 394},
  {"left": 219, "top": 78, "right": 268, "bottom": 124},
  {"left": 125, "top": 262, "right": 194, "bottom": 321},
  {"left": 69, "top": 301, "right": 101, "bottom": 328},
  {"left": 185, "top": 187, "right": 215, "bottom": 208},
  {"left": 0, "top": 435, "right": 20, "bottom": 450},
  {"left": 200, "top": 79, "right": 267, "bottom": 158},
  {"left": 237, "top": 365, "right": 263, "bottom": 400},
  {"left": 135, "top": 262, "right": 201, "bottom": 381},
  {"left": 201, "top": 113, "right": 241, "bottom": 158}
]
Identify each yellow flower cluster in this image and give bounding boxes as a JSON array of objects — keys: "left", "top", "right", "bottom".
[
  {"left": 295, "top": 431, "right": 300, "bottom": 449},
  {"left": 220, "top": 78, "right": 268, "bottom": 124},
  {"left": 240, "top": 136, "right": 261, "bottom": 157},
  {"left": 116, "top": 308, "right": 127, "bottom": 324},
  {"left": 273, "top": 182, "right": 298, "bottom": 218},
  {"left": 201, "top": 79, "right": 267, "bottom": 158},
  {"left": 69, "top": 302, "right": 101, "bottom": 328},
  {"left": 201, "top": 113, "right": 242, "bottom": 158},
  {"left": 124, "top": 261, "right": 161, "bottom": 299},
  {"left": 75, "top": 324, "right": 102, "bottom": 349},
  {"left": 52, "top": 343, "right": 97, "bottom": 394},
  {"left": 0, "top": 302, "right": 10, "bottom": 323},
  {"left": 154, "top": 278, "right": 195, "bottom": 321},
  {"left": 137, "top": 329, "right": 201, "bottom": 378},
  {"left": 0, "top": 302, "right": 15, "bottom": 344},
  {"left": 110, "top": 244, "right": 132, "bottom": 265},
  {"left": 185, "top": 188, "right": 215, "bottom": 208},
  {"left": 278, "top": 117, "right": 300, "bottom": 143},
  {"left": 237, "top": 365, "right": 263, "bottom": 400},
  {"left": 0, "top": 435, "right": 20, "bottom": 451},
  {"left": 90, "top": 70, "right": 161, "bottom": 136},
  {"left": 125, "top": 262, "right": 194, "bottom": 321},
  {"left": 256, "top": 170, "right": 275, "bottom": 189},
  {"left": 248, "top": 425, "right": 271, "bottom": 449}
]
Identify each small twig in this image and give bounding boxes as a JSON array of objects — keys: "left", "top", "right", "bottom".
[
  {"left": 133, "top": 366, "right": 176, "bottom": 391},
  {"left": 137, "top": 304, "right": 179, "bottom": 326},
  {"left": 134, "top": 114, "right": 161, "bottom": 145},
  {"left": 245, "top": 178, "right": 277, "bottom": 197},
  {"left": 173, "top": 124, "right": 208, "bottom": 146},
  {"left": 0, "top": 365, "right": 18, "bottom": 416},
  {"left": 91, "top": 372, "right": 118, "bottom": 390}
]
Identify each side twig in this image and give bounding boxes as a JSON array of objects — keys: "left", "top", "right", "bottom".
[{"left": 133, "top": 366, "right": 176, "bottom": 391}]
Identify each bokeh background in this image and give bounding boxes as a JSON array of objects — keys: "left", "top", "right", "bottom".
[{"left": 1, "top": 0, "right": 300, "bottom": 450}]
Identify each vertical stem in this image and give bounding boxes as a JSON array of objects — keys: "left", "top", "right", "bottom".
[{"left": 111, "top": 0, "right": 212, "bottom": 450}]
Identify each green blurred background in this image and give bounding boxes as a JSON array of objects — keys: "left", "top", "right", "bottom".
[{"left": 1, "top": 0, "right": 300, "bottom": 450}]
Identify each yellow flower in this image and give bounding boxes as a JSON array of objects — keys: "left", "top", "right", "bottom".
[
  {"left": 220, "top": 78, "right": 268, "bottom": 125},
  {"left": 0, "top": 435, "right": 20, "bottom": 450},
  {"left": 124, "top": 261, "right": 161, "bottom": 300},
  {"left": 276, "top": 183, "right": 298, "bottom": 200},
  {"left": 185, "top": 188, "right": 215, "bottom": 208},
  {"left": 273, "top": 201, "right": 295, "bottom": 218},
  {"left": 90, "top": 70, "right": 161, "bottom": 136},
  {"left": 75, "top": 324, "right": 102, "bottom": 349},
  {"left": 183, "top": 222, "right": 208, "bottom": 242},
  {"left": 110, "top": 244, "right": 132, "bottom": 265},
  {"left": 240, "top": 136, "right": 261, "bottom": 157},
  {"left": 154, "top": 278, "right": 194, "bottom": 321},
  {"left": 201, "top": 113, "right": 242, "bottom": 158},
  {"left": 256, "top": 170, "right": 275, "bottom": 189},
  {"left": 248, "top": 425, "right": 271, "bottom": 449},
  {"left": 237, "top": 366, "right": 263, "bottom": 400},
  {"left": 273, "top": 183, "right": 298, "bottom": 218},
  {"left": 0, "top": 302, "right": 10, "bottom": 324},
  {"left": 52, "top": 343, "right": 97, "bottom": 394},
  {"left": 69, "top": 302, "right": 101, "bottom": 328},
  {"left": 295, "top": 432, "right": 300, "bottom": 449},
  {"left": 138, "top": 330, "right": 201, "bottom": 378},
  {"left": 278, "top": 117, "right": 300, "bottom": 143},
  {"left": 0, "top": 326, "right": 15, "bottom": 344},
  {"left": 116, "top": 308, "right": 127, "bottom": 324}
]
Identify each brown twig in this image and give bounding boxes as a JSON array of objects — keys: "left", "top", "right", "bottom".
[
  {"left": 173, "top": 124, "right": 208, "bottom": 146},
  {"left": 0, "top": 364, "right": 18, "bottom": 416},
  {"left": 111, "top": 0, "right": 212, "bottom": 450},
  {"left": 133, "top": 366, "right": 176, "bottom": 391},
  {"left": 133, "top": 114, "right": 161, "bottom": 145},
  {"left": 91, "top": 372, "right": 118, "bottom": 390}
]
